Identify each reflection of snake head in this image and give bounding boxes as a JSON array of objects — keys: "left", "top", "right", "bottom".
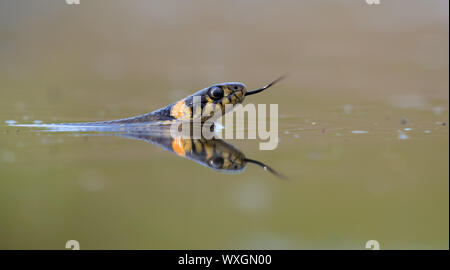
[
  {"left": 204, "top": 139, "right": 247, "bottom": 173},
  {"left": 169, "top": 76, "right": 285, "bottom": 122},
  {"left": 171, "top": 137, "right": 286, "bottom": 179},
  {"left": 113, "top": 126, "right": 285, "bottom": 178},
  {"left": 172, "top": 137, "right": 247, "bottom": 173}
]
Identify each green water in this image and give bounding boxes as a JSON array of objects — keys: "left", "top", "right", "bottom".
[
  {"left": 0, "top": 0, "right": 448, "bottom": 249},
  {"left": 1, "top": 96, "right": 448, "bottom": 249}
]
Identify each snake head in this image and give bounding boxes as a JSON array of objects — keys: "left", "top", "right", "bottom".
[
  {"left": 170, "top": 82, "right": 247, "bottom": 121},
  {"left": 170, "top": 76, "right": 285, "bottom": 122}
]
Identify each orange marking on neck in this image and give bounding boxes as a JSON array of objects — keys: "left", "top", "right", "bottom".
[
  {"left": 172, "top": 138, "right": 186, "bottom": 156},
  {"left": 171, "top": 100, "right": 186, "bottom": 119}
]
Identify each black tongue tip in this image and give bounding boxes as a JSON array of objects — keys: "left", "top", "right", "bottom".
[{"left": 245, "top": 75, "right": 287, "bottom": 96}]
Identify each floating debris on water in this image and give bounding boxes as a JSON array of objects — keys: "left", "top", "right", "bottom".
[
  {"left": 403, "top": 128, "right": 412, "bottom": 131},
  {"left": 311, "top": 122, "right": 317, "bottom": 126},
  {"left": 321, "top": 128, "right": 326, "bottom": 134},
  {"left": 424, "top": 130, "right": 431, "bottom": 134},
  {"left": 351, "top": 130, "right": 368, "bottom": 134},
  {"left": 336, "top": 132, "right": 341, "bottom": 136},
  {"left": 284, "top": 131, "right": 290, "bottom": 135},
  {"left": 33, "top": 120, "right": 42, "bottom": 124},
  {"left": 398, "top": 130, "right": 409, "bottom": 140},
  {"left": 5, "top": 120, "right": 17, "bottom": 125},
  {"left": 400, "top": 118, "right": 408, "bottom": 125},
  {"left": 293, "top": 134, "right": 300, "bottom": 139}
]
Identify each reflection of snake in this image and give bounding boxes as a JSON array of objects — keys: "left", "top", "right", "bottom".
[
  {"left": 10, "top": 77, "right": 286, "bottom": 178},
  {"left": 116, "top": 125, "right": 285, "bottom": 179}
]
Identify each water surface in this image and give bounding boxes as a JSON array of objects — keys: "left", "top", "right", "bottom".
[{"left": 0, "top": 0, "right": 448, "bottom": 249}]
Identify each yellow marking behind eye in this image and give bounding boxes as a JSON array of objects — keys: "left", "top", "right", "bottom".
[
  {"left": 224, "top": 86, "right": 232, "bottom": 96},
  {"left": 192, "top": 103, "right": 202, "bottom": 118},
  {"left": 215, "top": 103, "right": 223, "bottom": 112},
  {"left": 221, "top": 97, "right": 230, "bottom": 105},
  {"left": 171, "top": 100, "right": 185, "bottom": 119},
  {"left": 202, "top": 102, "right": 214, "bottom": 117},
  {"left": 171, "top": 100, "right": 192, "bottom": 120}
]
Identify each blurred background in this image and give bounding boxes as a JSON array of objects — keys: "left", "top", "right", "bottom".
[{"left": 0, "top": 0, "right": 448, "bottom": 249}]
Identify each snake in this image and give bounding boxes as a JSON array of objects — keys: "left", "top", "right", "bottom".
[
  {"left": 52, "top": 76, "right": 285, "bottom": 125},
  {"left": 8, "top": 76, "right": 286, "bottom": 178}
]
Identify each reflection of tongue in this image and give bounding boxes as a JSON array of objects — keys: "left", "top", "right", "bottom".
[{"left": 244, "top": 158, "right": 287, "bottom": 180}]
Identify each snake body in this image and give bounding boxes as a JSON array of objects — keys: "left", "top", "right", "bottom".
[{"left": 55, "top": 82, "right": 248, "bottom": 126}]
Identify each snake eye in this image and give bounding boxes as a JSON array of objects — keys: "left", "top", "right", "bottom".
[
  {"left": 209, "top": 157, "right": 224, "bottom": 169},
  {"left": 208, "top": 86, "right": 224, "bottom": 100}
]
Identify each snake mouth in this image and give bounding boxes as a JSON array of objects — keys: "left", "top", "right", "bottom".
[{"left": 244, "top": 75, "right": 286, "bottom": 96}]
